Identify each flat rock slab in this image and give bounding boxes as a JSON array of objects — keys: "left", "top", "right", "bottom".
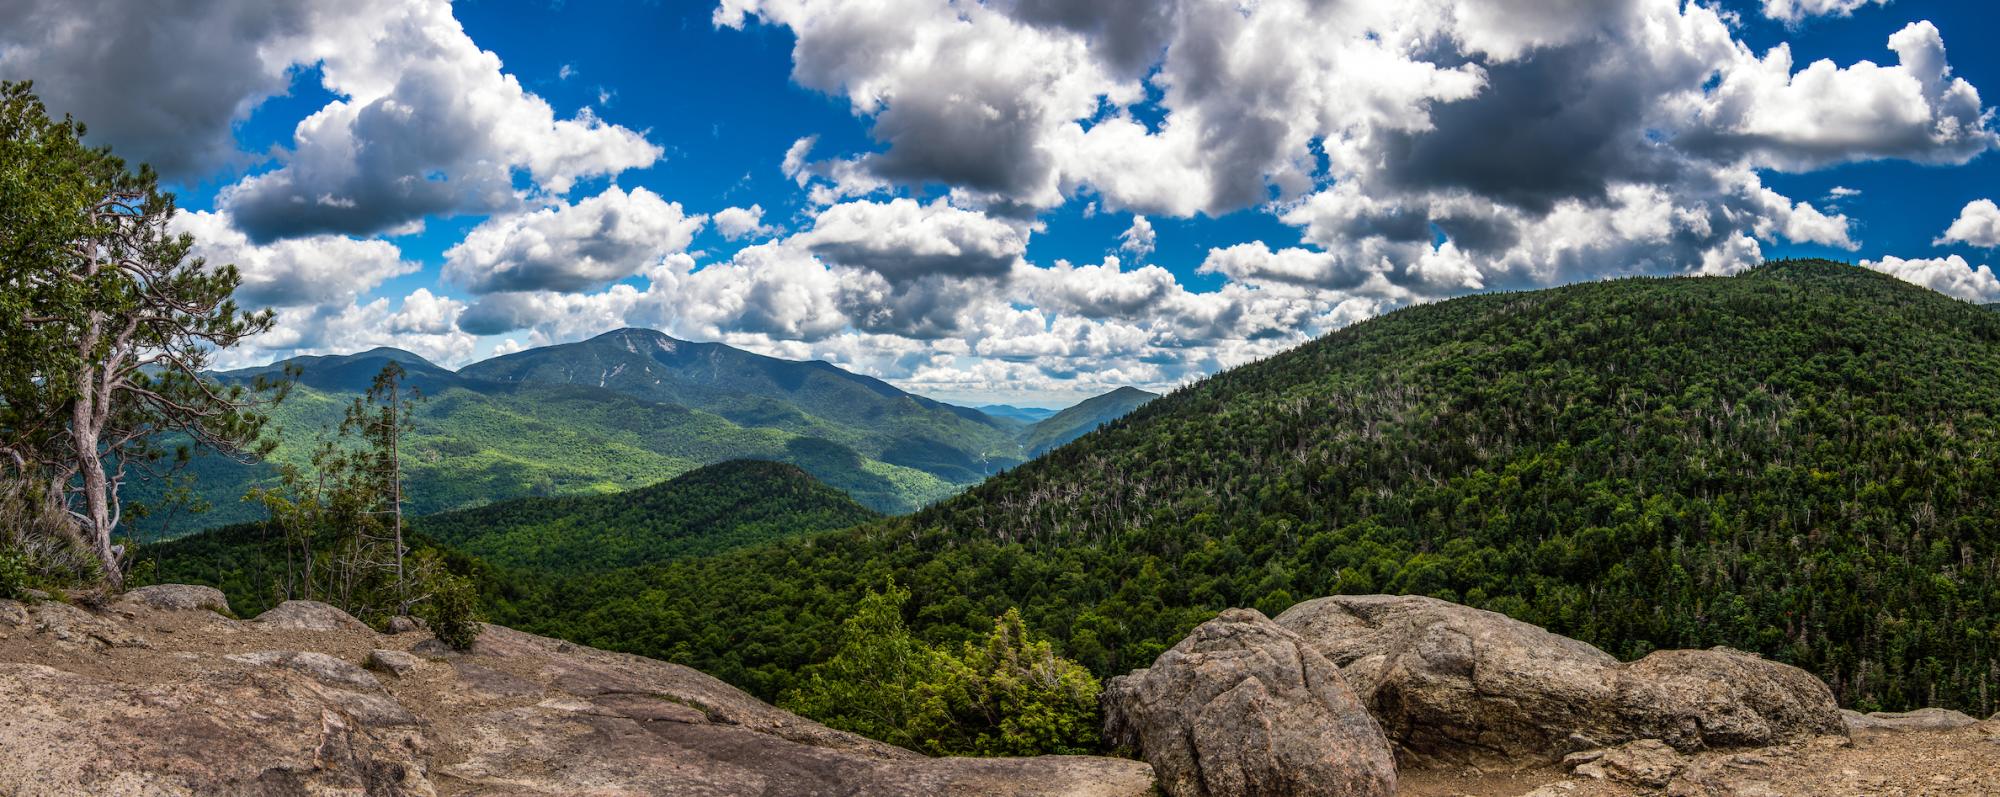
[
  {"left": 0, "top": 590, "right": 1153, "bottom": 796},
  {"left": 0, "top": 662, "right": 432, "bottom": 796},
  {"left": 452, "top": 661, "right": 544, "bottom": 698},
  {"left": 446, "top": 700, "right": 1152, "bottom": 797},
  {"left": 227, "top": 650, "right": 383, "bottom": 691},
  {"left": 1842, "top": 707, "right": 1982, "bottom": 732}
]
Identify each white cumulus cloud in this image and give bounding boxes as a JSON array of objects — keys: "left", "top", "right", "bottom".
[
  {"left": 1936, "top": 199, "right": 2000, "bottom": 248},
  {"left": 1118, "top": 215, "right": 1156, "bottom": 259},
  {"left": 1762, "top": 0, "right": 1888, "bottom": 24},
  {"left": 174, "top": 210, "right": 418, "bottom": 308},
  {"left": 1861, "top": 255, "right": 2000, "bottom": 303},
  {"left": 2, "top": 0, "right": 662, "bottom": 242},
  {"left": 714, "top": 204, "right": 777, "bottom": 240},
  {"left": 444, "top": 186, "right": 706, "bottom": 294}
]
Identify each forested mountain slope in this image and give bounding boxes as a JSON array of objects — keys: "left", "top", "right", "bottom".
[
  {"left": 525, "top": 261, "right": 2000, "bottom": 715},
  {"left": 137, "top": 460, "right": 876, "bottom": 621},
  {"left": 1020, "top": 386, "right": 1159, "bottom": 457},
  {"left": 216, "top": 347, "right": 467, "bottom": 393},
  {"left": 415, "top": 460, "right": 879, "bottom": 574}
]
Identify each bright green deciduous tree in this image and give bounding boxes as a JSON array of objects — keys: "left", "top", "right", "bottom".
[
  {"left": 779, "top": 582, "right": 942, "bottom": 747},
  {"left": 780, "top": 583, "right": 1100, "bottom": 756},
  {"left": 914, "top": 608, "right": 1103, "bottom": 756}
]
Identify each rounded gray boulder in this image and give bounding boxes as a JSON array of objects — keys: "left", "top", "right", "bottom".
[
  {"left": 250, "top": 600, "right": 369, "bottom": 632},
  {"left": 1275, "top": 595, "right": 1844, "bottom": 765},
  {"left": 114, "top": 584, "right": 231, "bottom": 616},
  {"left": 1104, "top": 608, "right": 1397, "bottom": 797}
]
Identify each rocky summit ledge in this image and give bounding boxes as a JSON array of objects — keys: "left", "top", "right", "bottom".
[
  {"left": 0, "top": 590, "right": 1153, "bottom": 797},
  {"left": 4, "top": 589, "right": 1997, "bottom": 797}
]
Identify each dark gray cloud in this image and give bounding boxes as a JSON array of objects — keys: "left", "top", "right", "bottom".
[
  {"left": 835, "top": 272, "right": 992, "bottom": 340},
  {"left": 458, "top": 292, "right": 547, "bottom": 336},
  {"left": 1004, "top": 0, "right": 1175, "bottom": 77},
  {"left": 227, "top": 58, "right": 522, "bottom": 240},
  {"left": 853, "top": 67, "right": 1061, "bottom": 200},
  {"left": 2, "top": 0, "right": 663, "bottom": 243},
  {"left": 1373, "top": 42, "right": 1689, "bottom": 214},
  {"left": 0, "top": 0, "right": 314, "bottom": 179}
]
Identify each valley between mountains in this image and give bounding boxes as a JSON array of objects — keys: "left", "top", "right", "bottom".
[{"left": 133, "top": 327, "right": 1158, "bottom": 534}]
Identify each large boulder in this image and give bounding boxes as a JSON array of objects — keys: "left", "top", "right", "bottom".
[
  {"left": 114, "top": 584, "right": 231, "bottom": 615},
  {"left": 1277, "top": 594, "right": 1618, "bottom": 764},
  {"left": 1617, "top": 647, "right": 1847, "bottom": 750},
  {"left": 1274, "top": 595, "right": 1843, "bottom": 765},
  {"left": 251, "top": 599, "right": 369, "bottom": 632},
  {"left": 1104, "top": 608, "right": 1396, "bottom": 797}
]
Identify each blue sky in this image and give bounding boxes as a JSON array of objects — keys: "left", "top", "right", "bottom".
[{"left": 6, "top": 0, "right": 2000, "bottom": 406}]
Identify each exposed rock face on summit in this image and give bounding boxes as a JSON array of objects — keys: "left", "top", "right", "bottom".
[
  {"left": 113, "top": 584, "right": 231, "bottom": 614},
  {"left": 251, "top": 599, "right": 373, "bottom": 632},
  {"left": 1274, "top": 595, "right": 1846, "bottom": 765},
  {"left": 0, "top": 589, "right": 1153, "bottom": 796},
  {"left": 1103, "top": 608, "right": 1396, "bottom": 797}
]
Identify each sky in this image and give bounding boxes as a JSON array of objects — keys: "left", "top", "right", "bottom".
[{"left": 5, "top": 0, "right": 2000, "bottom": 407}]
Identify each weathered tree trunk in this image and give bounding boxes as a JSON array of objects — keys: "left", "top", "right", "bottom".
[
  {"left": 71, "top": 379, "right": 120, "bottom": 589},
  {"left": 390, "top": 379, "right": 404, "bottom": 603}
]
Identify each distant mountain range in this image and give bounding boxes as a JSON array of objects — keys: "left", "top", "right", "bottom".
[
  {"left": 975, "top": 404, "right": 1059, "bottom": 423},
  {"left": 128, "top": 329, "right": 1153, "bottom": 539}
]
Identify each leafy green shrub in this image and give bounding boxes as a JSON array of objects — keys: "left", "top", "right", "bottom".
[
  {"left": 412, "top": 551, "right": 482, "bottom": 650},
  {"left": 781, "top": 584, "right": 1099, "bottom": 756},
  {"left": 914, "top": 608, "right": 1102, "bottom": 756},
  {"left": 0, "top": 547, "right": 29, "bottom": 600},
  {"left": 779, "top": 583, "right": 935, "bottom": 747}
]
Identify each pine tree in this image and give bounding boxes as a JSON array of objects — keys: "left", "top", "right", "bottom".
[{"left": 0, "top": 81, "right": 279, "bottom": 588}]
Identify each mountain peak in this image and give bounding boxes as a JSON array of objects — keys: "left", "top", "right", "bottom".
[
  {"left": 347, "top": 346, "right": 438, "bottom": 368},
  {"left": 585, "top": 327, "right": 690, "bottom": 355}
]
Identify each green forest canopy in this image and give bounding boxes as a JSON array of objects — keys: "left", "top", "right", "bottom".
[
  {"left": 477, "top": 260, "right": 2000, "bottom": 718},
  {"left": 414, "top": 459, "right": 881, "bottom": 574}
]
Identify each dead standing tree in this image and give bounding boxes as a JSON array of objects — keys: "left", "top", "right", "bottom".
[{"left": 343, "top": 361, "right": 421, "bottom": 605}]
